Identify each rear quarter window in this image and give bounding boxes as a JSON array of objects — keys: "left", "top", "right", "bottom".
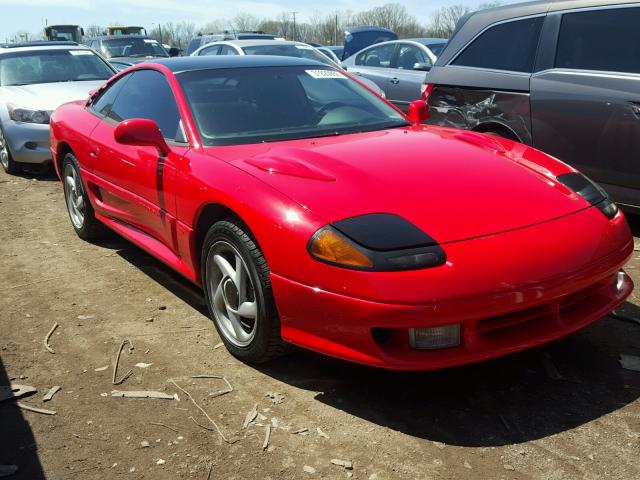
[
  {"left": 452, "top": 17, "right": 544, "bottom": 73},
  {"left": 555, "top": 7, "right": 640, "bottom": 74}
]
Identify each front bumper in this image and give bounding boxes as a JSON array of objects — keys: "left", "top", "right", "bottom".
[
  {"left": 272, "top": 207, "right": 634, "bottom": 370},
  {"left": 3, "top": 121, "right": 51, "bottom": 164}
]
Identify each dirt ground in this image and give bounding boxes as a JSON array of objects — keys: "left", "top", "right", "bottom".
[{"left": 0, "top": 167, "right": 639, "bottom": 480}]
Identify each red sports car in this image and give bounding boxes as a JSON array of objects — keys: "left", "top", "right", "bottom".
[{"left": 50, "top": 56, "right": 633, "bottom": 370}]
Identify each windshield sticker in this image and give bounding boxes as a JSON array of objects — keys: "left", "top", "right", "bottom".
[
  {"left": 305, "top": 69, "right": 346, "bottom": 79},
  {"left": 143, "top": 39, "right": 157, "bottom": 44},
  {"left": 295, "top": 45, "right": 313, "bottom": 50},
  {"left": 69, "top": 50, "right": 94, "bottom": 56}
]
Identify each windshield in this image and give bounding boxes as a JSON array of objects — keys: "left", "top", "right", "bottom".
[
  {"left": 101, "top": 38, "right": 168, "bottom": 58},
  {"left": 0, "top": 49, "right": 115, "bottom": 86},
  {"left": 178, "top": 65, "right": 408, "bottom": 146},
  {"left": 241, "top": 44, "right": 333, "bottom": 66},
  {"left": 46, "top": 26, "right": 78, "bottom": 41}
]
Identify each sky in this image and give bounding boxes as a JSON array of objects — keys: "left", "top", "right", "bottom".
[{"left": 0, "top": 0, "right": 498, "bottom": 41}]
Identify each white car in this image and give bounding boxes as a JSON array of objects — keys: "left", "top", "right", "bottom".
[
  {"left": 0, "top": 41, "right": 116, "bottom": 173},
  {"left": 191, "top": 39, "right": 387, "bottom": 98}
]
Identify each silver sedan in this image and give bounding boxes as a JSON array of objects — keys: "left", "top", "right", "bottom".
[{"left": 0, "top": 42, "right": 115, "bottom": 173}]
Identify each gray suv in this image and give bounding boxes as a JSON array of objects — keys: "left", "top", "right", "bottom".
[{"left": 424, "top": 0, "right": 640, "bottom": 211}]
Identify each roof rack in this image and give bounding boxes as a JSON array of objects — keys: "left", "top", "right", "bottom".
[{"left": 0, "top": 40, "right": 79, "bottom": 48}]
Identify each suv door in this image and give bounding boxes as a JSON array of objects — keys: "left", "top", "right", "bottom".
[
  {"left": 425, "top": 16, "right": 544, "bottom": 143},
  {"left": 87, "top": 69, "right": 189, "bottom": 250},
  {"left": 386, "top": 43, "right": 433, "bottom": 110},
  {"left": 348, "top": 43, "right": 398, "bottom": 98},
  {"left": 530, "top": 6, "right": 640, "bottom": 208}
]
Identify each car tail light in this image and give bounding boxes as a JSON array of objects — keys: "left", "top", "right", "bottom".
[
  {"left": 421, "top": 83, "right": 434, "bottom": 101},
  {"left": 409, "top": 324, "right": 460, "bottom": 350}
]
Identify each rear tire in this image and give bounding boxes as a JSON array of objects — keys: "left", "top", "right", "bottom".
[
  {"left": 0, "top": 125, "right": 20, "bottom": 174},
  {"left": 62, "top": 153, "right": 103, "bottom": 240},
  {"left": 201, "top": 220, "right": 287, "bottom": 364}
]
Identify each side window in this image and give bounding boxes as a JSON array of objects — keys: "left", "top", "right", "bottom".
[
  {"left": 452, "top": 17, "right": 544, "bottom": 73},
  {"left": 396, "top": 44, "right": 430, "bottom": 70},
  {"left": 199, "top": 45, "right": 220, "bottom": 56},
  {"left": 555, "top": 7, "right": 640, "bottom": 74},
  {"left": 90, "top": 73, "right": 132, "bottom": 117},
  {"left": 218, "top": 45, "right": 239, "bottom": 56},
  {"left": 108, "top": 70, "right": 182, "bottom": 141},
  {"left": 355, "top": 43, "right": 396, "bottom": 68}
]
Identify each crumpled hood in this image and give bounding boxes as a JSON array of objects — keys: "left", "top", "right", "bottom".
[
  {"left": 0, "top": 80, "right": 106, "bottom": 111},
  {"left": 206, "top": 126, "right": 590, "bottom": 244}
]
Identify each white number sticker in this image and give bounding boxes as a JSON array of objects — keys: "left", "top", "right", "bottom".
[
  {"left": 305, "top": 69, "right": 346, "bottom": 79},
  {"left": 69, "top": 50, "right": 94, "bottom": 56}
]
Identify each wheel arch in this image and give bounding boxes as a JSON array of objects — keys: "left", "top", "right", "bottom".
[
  {"left": 472, "top": 122, "right": 521, "bottom": 142},
  {"left": 55, "top": 141, "right": 73, "bottom": 178},
  {"left": 192, "top": 202, "right": 256, "bottom": 278}
]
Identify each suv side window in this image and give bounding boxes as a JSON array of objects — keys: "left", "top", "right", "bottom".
[
  {"left": 90, "top": 73, "right": 132, "bottom": 117},
  {"left": 555, "top": 7, "right": 640, "bottom": 74},
  {"left": 107, "top": 70, "right": 182, "bottom": 141},
  {"left": 355, "top": 43, "right": 396, "bottom": 68},
  {"left": 452, "top": 17, "right": 544, "bottom": 73}
]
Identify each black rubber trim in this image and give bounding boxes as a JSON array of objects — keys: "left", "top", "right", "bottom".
[
  {"left": 308, "top": 226, "right": 446, "bottom": 272},
  {"left": 331, "top": 213, "right": 437, "bottom": 251},
  {"left": 557, "top": 172, "right": 618, "bottom": 219}
]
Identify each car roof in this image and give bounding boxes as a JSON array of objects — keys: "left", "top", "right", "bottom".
[
  {"left": 219, "top": 39, "right": 307, "bottom": 47},
  {"left": 406, "top": 38, "right": 448, "bottom": 45},
  {"left": 151, "top": 55, "right": 327, "bottom": 73},
  {"left": 0, "top": 41, "right": 89, "bottom": 54},
  {"left": 438, "top": 0, "right": 639, "bottom": 64},
  {"left": 344, "top": 25, "right": 396, "bottom": 35},
  {"left": 87, "top": 35, "right": 156, "bottom": 41}
]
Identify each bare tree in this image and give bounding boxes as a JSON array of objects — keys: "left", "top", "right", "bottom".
[
  {"left": 85, "top": 25, "right": 104, "bottom": 38},
  {"left": 232, "top": 13, "right": 261, "bottom": 32},
  {"left": 426, "top": 5, "right": 471, "bottom": 38}
]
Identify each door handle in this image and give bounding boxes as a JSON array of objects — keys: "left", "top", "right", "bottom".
[
  {"left": 89, "top": 149, "right": 99, "bottom": 159},
  {"left": 390, "top": 77, "right": 400, "bottom": 84}
]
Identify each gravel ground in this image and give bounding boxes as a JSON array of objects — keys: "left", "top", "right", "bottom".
[{"left": 1, "top": 167, "right": 639, "bottom": 480}]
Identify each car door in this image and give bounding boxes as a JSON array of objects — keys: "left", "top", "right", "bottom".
[
  {"left": 87, "top": 69, "right": 189, "bottom": 251},
  {"left": 530, "top": 6, "right": 640, "bottom": 206},
  {"left": 217, "top": 45, "right": 240, "bottom": 56},
  {"left": 386, "top": 43, "right": 433, "bottom": 111},
  {"left": 347, "top": 43, "right": 398, "bottom": 98}
]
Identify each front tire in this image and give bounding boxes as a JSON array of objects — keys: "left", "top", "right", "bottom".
[
  {"left": 0, "top": 125, "right": 20, "bottom": 174},
  {"left": 201, "top": 220, "right": 286, "bottom": 363},
  {"left": 62, "top": 153, "right": 103, "bottom": 240}
]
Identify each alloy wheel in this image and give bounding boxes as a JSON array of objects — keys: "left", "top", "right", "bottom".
[
  {"left": 0, "top": 128, "right": 9, "bottom": 170},
  {"left": 205, "top": 240, "right": 258, "bottom": 347},
  {"left": 63, "top": 163, "right": 86, "bottom": 229}
]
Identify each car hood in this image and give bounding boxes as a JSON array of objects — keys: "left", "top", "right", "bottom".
[
  {"left": 0, "top": 80, "right": 106, "bottom": 111},
  {"left": 206, "top": 126, "right": 591, "bottom": 244}
]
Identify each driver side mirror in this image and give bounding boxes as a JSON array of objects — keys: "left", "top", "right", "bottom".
[
  {"left": 169, "top": 47, "right": 180, "bottom": 57},
  {"left": 413, "top": 62, "right": 432, "bottom": 72},
  {"left": 114, "top": 119, "right": 171, "bottom": 157},
  {"left": 407, "top": 100, "right": 430, "bottom": 124}
]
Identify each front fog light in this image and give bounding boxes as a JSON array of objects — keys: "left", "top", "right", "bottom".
[{"left": 409, "top": 324, "right": 461, "bottom": 350}]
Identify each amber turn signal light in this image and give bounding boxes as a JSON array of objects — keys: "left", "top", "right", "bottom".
[{"left": 309, "top": 228, "right": 373, "bottom": 268}]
